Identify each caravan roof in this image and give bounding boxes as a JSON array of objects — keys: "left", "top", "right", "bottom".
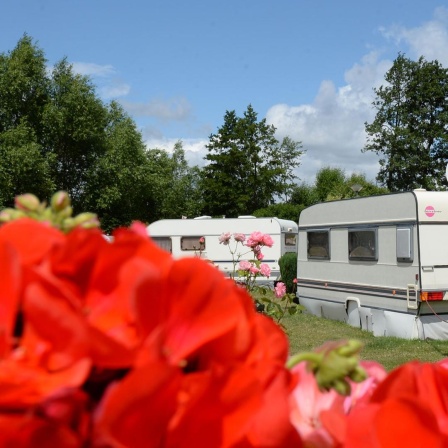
[
  {"left": 299, "top": 190, "right": 448, "bottom": 229},
  {"left": 148, "top": 216, "right": 297, "bottom": 236}
]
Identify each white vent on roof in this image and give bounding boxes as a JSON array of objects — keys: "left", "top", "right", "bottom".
[
  {"left": 238, "top": 215, "right": 256, "bottom": 219},
  {"left": 194, "top": 215, "right": 212, "bottom": 219}
]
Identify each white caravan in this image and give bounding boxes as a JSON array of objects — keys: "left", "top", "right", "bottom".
[
  {"left": 297, "top": 190, "right": 448, "bottom": 340},
  {"left": 147, "top": 216, "right": 298, "bottom": 283}
]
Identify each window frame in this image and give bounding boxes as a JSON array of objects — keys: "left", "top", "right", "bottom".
[
  {"left": 307, "top": 229, "right": 330, "bottom": 260},
  {"left": 396, "top": 226, "right": 413, "bottom": 262},
  {"left": 348, "top": 227, "right": 378, "bottom": 261},
  {"left": 151, "top": 236, "right": 173, "bottom": 253},
  {"left": 181, "top": 236, "right": 206, "bottom": 251},
  {"left": 284, "top": 232, "right": 297, "bottom": 247}
]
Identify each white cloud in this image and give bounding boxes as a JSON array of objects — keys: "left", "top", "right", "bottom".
[
  {"left": 141, "top": 7, "right": 448, "bottom": 187},
  {"left": 72, "top": 62, "right": 115, "bottom": 77},
  {"left": 265, "top": 8, "right": 448, "bottom": 185},
  {"left": 144, "top": 53, "right": 386, "bottom": 185},
  {"left": 99, "top": 81, "right": 131, "bottom": 99},
  {"left": 123, "top": 96, "right": 192, "bottom": 121},
  {"left": 139, "top": 53, "right": 394, "bottom": 186},
  {"left": 145, "top": 137, "right": 208, "bottom": 168},
  {"left": 379, "top": 7, "right": 448, "bottom": 65},
  {"left": 71, "top": 62, "right": 130, "bottom": 99},
  {"left": 266, "top": 52, "right": 386, "bottom": 184}
]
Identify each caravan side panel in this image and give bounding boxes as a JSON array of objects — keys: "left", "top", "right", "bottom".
[
  {"left": 147, "top": 217, "right": 298, "bottom": 284},
  {"left": 297, "top": 191, "right": 448, "bottom": 340}
]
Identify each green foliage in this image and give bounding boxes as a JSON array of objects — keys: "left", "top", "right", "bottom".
[
  {"left": 323, "top": 171, "right": 389, "bottom": 201},
  {"left": 266, "top": 170, "right": 387, "bottom": 224},
  {"left": 143, "top": 142, "right": 203, "bottom": 224},
  {"left": 291, "top": 168, "right": 388, "bottom": 211},
  {"left": 0, "top": 123, "right": 55, "bottom": 207},
  {"left": 252, "top": 203, "right": 304, "bottom": 221},
  {"left": 0, "top": 34, "right": 49, "bottom": 135},
  {"left": 278, "top": 252, "right": 297, "bottom": 293},
  {"left": 219, "top": 233, "right": 300, "bottom": 325},
  {"left": 81, "top": 102, "right": 155, "bottom": 232},
  {"left": 290, "top": 183, "right": 319, "bottom": 207},
  {"left": 344, "top": 173, "right": 388, "bottom": 197},
  {"left": 0, "top": 35, "right": 190, "bottom": 233},
  {"left": 156, "top": 141, "right": 204, "bottom": 220},
  {"left": 286, "top": 339, "right": 366, "bottom": 395},
  {"left": 364, "top": 53, "right": 448, "bottom": 191},
  {"left": 252, "top": 285, "right": 301, "bottom": 326},
  {"left": 201, "top": 105, "right": 304, "bottom": 217},
  {"left": 42, "top": 58, "right": 108, "bottom": 206},
  {"left": 315, "top": 167, "right": 346, "bottom": 201},
  {"left": 276, "top": 136, "right": 306, "bottom": 201}
]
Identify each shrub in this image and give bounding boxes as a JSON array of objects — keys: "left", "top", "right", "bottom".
[{"left": 279, "top": 252, "right": 297, "bottom": 293}]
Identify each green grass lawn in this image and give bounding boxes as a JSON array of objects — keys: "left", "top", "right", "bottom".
[{"left": 282, "top": 311, "right": 448, "bottom": 371}]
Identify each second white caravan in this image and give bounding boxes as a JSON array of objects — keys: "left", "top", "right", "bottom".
[
  {"left": 296, "top": 190, "right": 448, "bottom": 340},
  {"left": 147, "top": 216, "right": 298, "bottom": 284}
]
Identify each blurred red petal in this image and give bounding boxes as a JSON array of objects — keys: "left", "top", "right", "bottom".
[
  {"left": 346, "top": 399, "right": 445, "bottom": 448},
  {"left": 96, "top": 362, "right": 181, "bottom": 448},
  {"left": 0, "top": 219, "right": 64, "bottom": 265},
  {"left": 0, "top": 414, "right": 81, "bottom": 448},
  {"left": 136, "top": 257, "right": 255, "bottom": 365}
]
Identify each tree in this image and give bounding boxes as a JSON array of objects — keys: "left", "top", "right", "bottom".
[
  {"left": 42, "top": 58, "right": 108, "bottom": 206},
  {"left": 0, "top": 36, "right": 163, "bottom": 232},
  {"left": 141, "top": 144, "right": 202, "bottom": 223},
  {"left": 315, "top": 167, "right": 346, "bottom": 201},
  {"left": 0, "top": 35, "right": 53, "bottom": 207},
  {"left": 158, "top": 141, "right": 203, "bottom": 219},
  {"left": 364, "top": 54, "right": 448, "bottom": 191},
  {"left": 0, "top": 123, "right": 55, "bottom": 207},
  {"left": 276, "top": 136, "right": 305, "bottom": 201},
  {"left": 82, "top": 102, "right": 155, "bottom": 232},
  {"left": 0, "top": 34, "right": 49, "bottom": 136},
  {"left": 315, "top": 167, "right": 388, "bottom": 200},
  {"left": 344, "top": 173, "right": 388, "bottom": 198},
  {"left": 289, "top": 168, "right": 388, "bottom": 215},
  {"left": 201, "top": 105, "right": 303, "bottom": 217},
  {"left": 252, "top": 203, "right": 304, "bottom": 222},
  {"left": 290, "top": 183, "right": 319, "bottom": 208}
]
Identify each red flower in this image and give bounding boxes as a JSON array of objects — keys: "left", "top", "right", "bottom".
[
  {"left": 0, "top": 414, "right": 82, "bottom": 448},
  {"left": 0, "top": 218, "right": 303, "bottom": 446},
  {"left": 325, "top": 361, "right": 448, "bottom": 447},
  {"left": 19, "top": 222, "right": 175, "bottom": 370},
  {"left": 94, "top": 361, "right": 182, "bottom": 448},
  {"left": 0, "top": 219, "right": 65, "bottom": 348},
  {"left": 96, "top": 255, "right": 301, "bottom": 446},
  {"left": 0, "top": 218, "right": 65, "bottom": 266},
  {"left": 0, "top": 220, "right": 92, "bottom": 411}
]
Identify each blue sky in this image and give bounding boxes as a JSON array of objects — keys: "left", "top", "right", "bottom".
[{"left": 2, "top": 0, "right": 448, "bottom": 184}]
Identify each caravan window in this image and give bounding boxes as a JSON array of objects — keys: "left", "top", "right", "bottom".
[
  {"left": 181, "top": 236, "right": 205, "bottom": 251},
  {"left": 285, "top": 233, "right": 297, "bottom": 246},
  {"left": 307, "top": 230, "right": 330, "bottom": 259},
  {"left": 349, "top": 228, "right": 377, "bottom": 261},
  {"left": 151, "top": 237, "right": 172, "bottom": 253},
  {"left": 397, "top": 226, "right": 413, "bottom": 262}
]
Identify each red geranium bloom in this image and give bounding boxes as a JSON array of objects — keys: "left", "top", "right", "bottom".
[
  {"left": 0, "top": 387, "right": 90, "bottom": 447},
  {"left": 0, "top": 219, "right": 65, "bottom": 345},
  {"left": 20, "top": 222, "right": 174, "bottom": 371},
  {"left": 0, "top": 217, "right": 303, "bottom": 447},
  {"left": 328, "top": 361, "right": 448, "bottom": 447},
  {"left": 0, "top": 221, "right": 93, "bottom": 446},
  {"left": 95, "top": 253, "right": 301, "bottom": 447}
]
